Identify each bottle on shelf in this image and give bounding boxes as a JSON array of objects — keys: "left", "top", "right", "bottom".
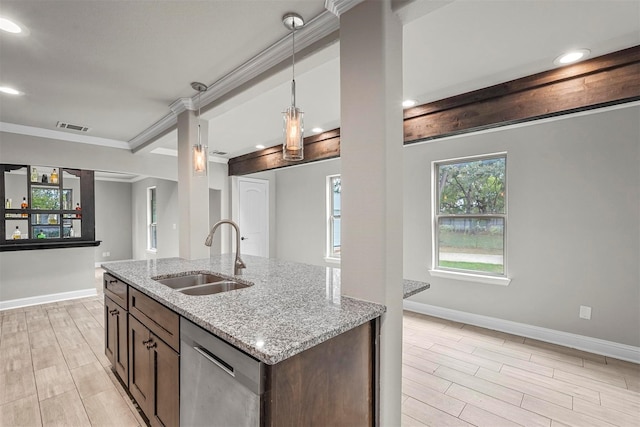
[
  {"left": 12, "top": 226, "right": 21, "bottom": 240},
  {"left": 41, "top": 174, "right": 48, "bottom": 183},
  {"left": 50, "top": 169, "right": 59, "bottom": 184},
  {"left": 31, "top": 167, "right": 39, "bottom": 182},
  {"left": 48, "top": 214, "right": 57, "bottom": 225},
  {"left": 5, "top": 198, "right": 11, "bottom": 209},
  {"left": 37, "top": 229, "right": 46, "bottom": 239},
  {"left": 21, "top": 197, "right": 28, "bottom": 217},
  {"left": 75, "top": 203, "right": 81, "bottom": 219}
]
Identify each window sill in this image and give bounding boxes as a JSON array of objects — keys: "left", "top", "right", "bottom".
[
  {"left": 428, "top": 268, "right": 511, "bottom": 286},
  {"left": 324, "top": 256, "right": 340, "bottom": 265}
]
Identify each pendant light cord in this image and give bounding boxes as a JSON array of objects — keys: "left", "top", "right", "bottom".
[{"left": 291, "top": 21, "right": 296, "bottom": 108}]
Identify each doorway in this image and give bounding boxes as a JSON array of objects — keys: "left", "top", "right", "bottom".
[{"left": 237, "top": 177, "right": 269, "bottom": 257}]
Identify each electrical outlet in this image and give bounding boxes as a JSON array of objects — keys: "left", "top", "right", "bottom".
[
  {"left": 579, "top": 305, "right": 592, "bottom": 320},
  {"left": 106, "top": 251, "right": 110, "bottom": 257},
  {"left": 102, "top": 252, "right": 107, "bottom": 257}
]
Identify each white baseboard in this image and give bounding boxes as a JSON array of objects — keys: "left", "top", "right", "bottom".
[
  {"left": 403, "top": 300, "right": 640, "bottom": 364},
  {"left": 0, "top": 288, "right": 98, "bottom": 311}
]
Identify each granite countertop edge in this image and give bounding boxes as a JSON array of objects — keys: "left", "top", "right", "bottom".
[
  {"left": 102, "top": 256, "right": 389, "bottom": 365},
  {"left": 102, "top": 256, "right": 429, "bottom": 365}
]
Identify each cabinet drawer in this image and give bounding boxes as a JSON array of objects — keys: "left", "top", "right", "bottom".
[
  {"left": 129, "top": 288, "right": 180, "bottom": 351},
  {"left": 104, "top": 273, "right": 128, "bottom": 309}
]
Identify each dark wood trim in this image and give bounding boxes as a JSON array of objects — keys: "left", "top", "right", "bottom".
[
  {"left": 227, "top": 46, "right": 640, "bottom": 175},
  {"left": 228, "top": 129, "right": 340, "bottom": 176},
  {"left": 0, "top": 240, "right": 101, "bottom": 252}
]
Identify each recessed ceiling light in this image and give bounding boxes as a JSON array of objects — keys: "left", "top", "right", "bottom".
[
  {"left": 311, "top": 127, "right": 323, "bottom": 133},
  {"left": 402, "top": 99, "right": 417, "bottom": 108},
  {"left": 0, "top": 86, "right": 23, "bottom": 95},
  {"left": 553, "top": 49, "right": 591, "bottom": 66},
  {"left": 0, "top": 17, "right": 22, "bottom": 34},
  {"left": 255, "top": 144, "right": 265, "bottom": 149}
]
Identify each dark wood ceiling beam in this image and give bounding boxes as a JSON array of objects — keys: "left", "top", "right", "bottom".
[{"left": 228, "top": 46, "right": 640, "bottom": 176}]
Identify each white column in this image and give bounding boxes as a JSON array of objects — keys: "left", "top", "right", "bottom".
[
  {"left": 177, "top": 109, "right": 210, "bottom": 260},
  {"left": 339, "top": 1, "right": 404, "bottom": 425}
]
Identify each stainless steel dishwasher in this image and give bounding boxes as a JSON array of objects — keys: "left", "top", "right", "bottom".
[{"left": 180, "top": 318, "right": 264, "bottom": 427}]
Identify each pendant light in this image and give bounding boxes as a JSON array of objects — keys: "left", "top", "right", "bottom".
[
  {"left": 191, "top": 81, "right": 208, "bottom": 176},
  {"left": 282, "top": 13, "right": 304, "bottom": 161}
]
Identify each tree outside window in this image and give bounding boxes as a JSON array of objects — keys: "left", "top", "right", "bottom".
[{"left": 435, "top": 155, "right": 506, "bottom": 275}]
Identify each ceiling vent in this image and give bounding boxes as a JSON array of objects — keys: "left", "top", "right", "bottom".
[
  {"left": 56, "top": 121, "right": 90, "bottom": 132},
  {"left": 210, "top": 150, "right": 227, "bottom": 155}
]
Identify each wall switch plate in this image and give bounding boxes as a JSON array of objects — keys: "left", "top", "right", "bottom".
[{"left": 579, "top": 305, "right": 592, "bottom": 320}]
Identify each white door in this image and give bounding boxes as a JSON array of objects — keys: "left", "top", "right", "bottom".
[{"left": 238, "top": 178, "right": 269, "bottom": 257}]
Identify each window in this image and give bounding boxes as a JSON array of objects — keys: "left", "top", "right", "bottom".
[
  {"left": 326, "top": 175, "right": 341, "bottom": 260},
  {"left": 434, "top": 154, "right": 506, "bottom": 278},
  {"left": 147, "top": 187, "right": 157, "bottom": 251}
]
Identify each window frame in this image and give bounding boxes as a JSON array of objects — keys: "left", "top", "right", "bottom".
[
  {"left": 326, "top": 174, "right": 341, "bottom": 262},
  {"left": 431, "top": 153, "right": 510, "bottom": 285},
  {"left": 147, "top": 186, "right": 157, "bottom": 252}
]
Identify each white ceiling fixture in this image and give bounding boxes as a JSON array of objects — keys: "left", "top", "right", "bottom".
[
  {"left": 0, "top": 86, "right": 22, "bottom": 95},
  {"left": 0, "top": 16, "right": 22, "bottom": 33},
  {"left": 553, "top": 49, "right": 591, "bottom": 66},
  {"left": 402, "top": 99, "right": 417, "bottom": 108},
  {"left": 311, "top": 127, "right": 323, "bottom": 133},
  {"left": 256, "top": 144, "right": 266, "bottom": 149}
]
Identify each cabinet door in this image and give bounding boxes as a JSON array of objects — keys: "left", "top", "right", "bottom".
[
  {"left": 129, "top": 315, "right": 152, "bottom": 416},
  {"left": 114, "top": 307, "right": 129, "bottom": 385},
  {"left": 104, "top": 297, "right": 117, "bottom": 367},
  {"left": 149, "top": 333, "right": 179, "bottom": 427}
]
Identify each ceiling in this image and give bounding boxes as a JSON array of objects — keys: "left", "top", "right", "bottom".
[{"left": 1, "top": 0, "right": 639, "bottom": 163}]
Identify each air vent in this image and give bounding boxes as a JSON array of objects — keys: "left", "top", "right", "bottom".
[
  {"left": 56, "top": 121, "right": 90, "bottom": 132},
  {"left": 210, "top": 150, "right": 227, "bottom": 155}
]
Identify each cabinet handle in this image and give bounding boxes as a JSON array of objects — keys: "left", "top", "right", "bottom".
[
  {"left": 108, "top": 279, "right": 117, "bottom": 284},
  {"left": 146, "top": 341, "right": 157, "bottom": 349},
  {"left": 109, "top": 309, "right": 118, "bottom": 315}
]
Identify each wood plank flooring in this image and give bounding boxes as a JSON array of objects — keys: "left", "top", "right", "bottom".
[
  {"left": 402, "top": 311, "right": 640, "bottom": 427},
  {"left": 1, "top": 270, "right": 638, "bottom": 426}
]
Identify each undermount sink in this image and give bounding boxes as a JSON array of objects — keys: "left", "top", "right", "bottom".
[
  {"left": 154, "top": 273, "right": 229, "bottom": 289},
  {"left": 179, "top": 281, "right": 251, "bottom": 296},
  {"left": 153, "top": 272, "right": 251, "bottom": 296}
]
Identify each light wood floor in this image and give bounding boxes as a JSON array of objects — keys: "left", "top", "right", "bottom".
[
  {"left": 1, "top": 271, "right": 638, "bottom": 426},
  {"left": 402, "top": 311, "right": 640, "bottom": 427}
]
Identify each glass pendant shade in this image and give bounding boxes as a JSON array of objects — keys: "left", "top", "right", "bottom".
[
  {"left": 192, "top": 143, "right": 208, "bottom": 176},
  {"left": 283, "top": 106, "right": 304, "bottom": 161}
]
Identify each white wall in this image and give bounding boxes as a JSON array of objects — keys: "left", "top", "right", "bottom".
[
  {"left": 272, "top": 160, "right": 340, "bottom": 265},
  {"left": 270, "top": 106, "right": 640, "bottom": 347},
  {"left": 95, "top": 180, "right": 133, "bottom": 263}
]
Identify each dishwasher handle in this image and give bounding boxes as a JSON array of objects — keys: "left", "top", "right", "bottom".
[{"left": 193, "top": 346, "right": 235, "bottom": 378}]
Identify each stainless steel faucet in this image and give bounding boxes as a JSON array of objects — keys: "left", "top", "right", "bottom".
[{"left": 205, "top": 220, "right": 246, "bottom": 275}]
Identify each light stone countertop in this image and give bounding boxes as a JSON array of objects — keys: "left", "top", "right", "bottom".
[{"left": 102, "top": 254, "right": 428, "bottom": 365}]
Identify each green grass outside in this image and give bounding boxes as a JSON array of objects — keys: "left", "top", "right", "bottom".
[
  {"left": 439, "top": 260, "right": 504, "bottom": 274},
  {"left": 439, "top": 230, "right": 503, "bottom": 254}
]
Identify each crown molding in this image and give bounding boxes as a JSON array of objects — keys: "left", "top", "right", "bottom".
[
  {"left": 129, "top": 10, "right": 339, "bottom": 152},
  {"left": 150, "top": 147, "right": 229, "bottom": 164},
  {"left": 0, "top": 122, "right": 130, "bottom": 150},
  {"left": 324, "top": 0, "right": 365, "bottom": 16},
  {"left": 169, "top": 97, "right": 195, "bottom": 114}
]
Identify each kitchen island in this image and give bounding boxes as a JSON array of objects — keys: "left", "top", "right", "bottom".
[{"left": 102, "top": 254, "right": 429, "bottom": 426}]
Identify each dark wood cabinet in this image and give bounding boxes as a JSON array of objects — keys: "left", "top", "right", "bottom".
[
  {"left": 104, "top": 296, "right": 128, "bottom": 385},
  {"left": 129, "top": 314, "right": 179, "bottom": 427},
  {"left": 264, "top": 320, "right": 377, "bottom": 427},
  {"left": 104, "top": 273, "right": 129, "bottom": 386}
]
